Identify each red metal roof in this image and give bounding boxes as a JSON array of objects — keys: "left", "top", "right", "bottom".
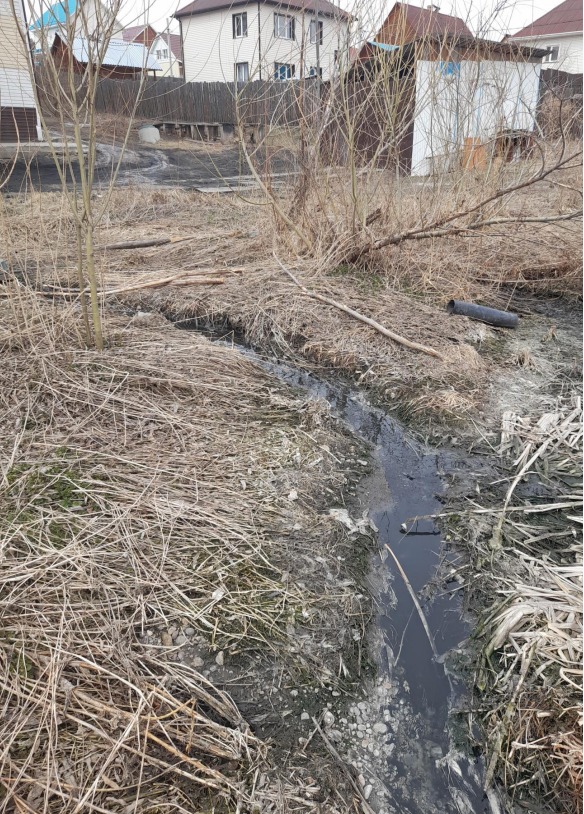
[
  {"left": 511, "top": 0, "right": 582, "bottom": 38},
  {"left": 398, "top": 2, "right": 472, "bottom": 38},
  {"left": 175, "top": 0, "right": 350, "bottom": 21}
]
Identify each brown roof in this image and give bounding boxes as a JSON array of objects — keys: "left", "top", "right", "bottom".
[
  {"left": 122, "top": 25, "right": 151, "bottom": 42},
  {"left": 397, "top": 2, "right": 472, "bottom": 38},
  {"left": 158, "top": 32, "right": 183, "bottom": 61},
  {"left": 175, "top": 0, "right": 350, "bottom": 21},
  {"left": 511, "top": 0, "right": 582, "bottom": 38}
]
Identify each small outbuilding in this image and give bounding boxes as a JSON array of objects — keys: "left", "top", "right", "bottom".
[
  {"left": 51, "top": 33, "right": 160, "bottom": 79},
  {"left": 325, "top": 34, "right": 547, "bottom": 176}
]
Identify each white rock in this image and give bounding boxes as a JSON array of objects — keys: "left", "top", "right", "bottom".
[
  {"left": 323, "top": 710, "right": 335, "bottom": 728},
  {"left": 215, "top": 651, "right": 224, "bottom": 666},
  {"left": 288, "top": 490, "right": 298, "bottom": 501},
  {"left": 373, "top": 722, "right": 388, "bottom": 734},
  {"left": 363, "top": 784, "right": 373, "bottom": 800},
  {"left": 138, "top": 125, "right": 160, "bottom": 144},
  {"left": 300, "top": 712, "right": 310, "bottom": 721}
]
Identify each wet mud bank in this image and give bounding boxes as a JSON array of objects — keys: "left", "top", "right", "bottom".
[
  {"left": 184, "top": 327, "right": 497, "bottom": 814},
  {"left": 1, "top": 142, "right": 294, "bottom": 193}
]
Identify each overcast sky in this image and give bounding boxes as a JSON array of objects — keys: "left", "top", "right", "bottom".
[{"left": 120, "top": 0, "right": 564, "bottom": 40}]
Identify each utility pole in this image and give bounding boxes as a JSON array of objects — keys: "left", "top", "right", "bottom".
[
  {"left": 315, "top": 0, "right": 321, "bottom": 98},
  {"left": 167, "top": 17, "right": 174, "bottom": 76}
]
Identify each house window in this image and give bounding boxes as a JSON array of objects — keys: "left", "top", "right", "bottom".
[
  {"left": 274, "top": 62, "right": 295, "bottom": 80},
  {"left": 308, "top": 66, "right": 322, "bottom": 77},
  {"left": 235, "top": 61, "right": 249, "bottom": 82},
  {"left": 309, "top": 19, "right": 323, "bottom": 45},
  {"left": 543, "top": 45, "right": 560, "bottom": 62},
  {"left": 232, "top": 12, "right": 248, "bottom": 38},
  {"left": 274, "top": 13, "right": 295, "bottom": 40},
  {"left": 156, "top": 48, "right": 169, "bottom": 61}
]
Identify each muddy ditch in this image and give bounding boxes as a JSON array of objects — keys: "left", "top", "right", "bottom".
[
  {"left": 170, "top": 323, "right": 498, "bottom": 814},
  {"left": 0, "top": 141, "right": 295, "bottom": 193}
]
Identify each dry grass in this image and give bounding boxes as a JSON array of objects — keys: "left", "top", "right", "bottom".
[
  {"left": 2, "top": 174, "right": 579, "bottom": 432},
  {"left": 466, "top": 394, "right": 583, "bottom": 814},
  {"left": 0, "top": 289, "right": 369, "bottom": 813},
  {"left": 0, "top": 187, "right": 491, "bottom": 426}
]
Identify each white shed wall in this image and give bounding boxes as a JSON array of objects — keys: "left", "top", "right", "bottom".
[{"left": 411, "top": 58, "right": 541, "bottom": 176}]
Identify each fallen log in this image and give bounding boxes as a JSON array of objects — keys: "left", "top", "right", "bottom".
[
  {"left": 102, "top": 238, "right": 172, "bottom": 250},
  {"left": 274, "top": 255, "right": 444, "bottom": 360},
  {"left": 100, "top": 234, "right": 206, "bottom": 251}
]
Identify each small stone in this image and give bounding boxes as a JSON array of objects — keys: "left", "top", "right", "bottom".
[
  {"left": 358, "top": 774, "right": 365, "bottom": 787},
  {"left": 331, "top": 691, "right": 340, "bottom": 696},
  {"left": 357, "top": 702, "right": 368, "bottom": 711},
  {"left": 290, "top": 689, "right": 298, "bottom": 697},
  {"left": 191, "top": 656, "right": 204, "bottom": 668},
  {"left": 288, "top": 490, "right": 298, "bottom": 501},
  {"left": 215, "top": 651, "right": 224, "bottom": 666},
  {"left": 184, "top": 627, "right": 195, "bottom": 636},
  {"left": 363, "top": 784, "right": 373, "bottom": 801},
  {"left": 174, "top": 634, "right": 187, "bottom": 646},
  {"left": 323, "top": 710, "right": 335, "bottom": 728},
  {"left": 373, "top": 722, "right": 388, "bottom": 734},
  {"left": 300, "top": 712, "right": 310, "bottom": 721},
  {"left": 161, "top": 632, "right": 173, "bottom": 647}
]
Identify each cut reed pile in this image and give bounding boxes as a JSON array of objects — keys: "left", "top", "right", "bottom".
[
  {"left": 467, "top": 393, "right": 583, "bottom": 814},
  {"left": 0, "top": 290, "right": 367, "bottom": 813}
]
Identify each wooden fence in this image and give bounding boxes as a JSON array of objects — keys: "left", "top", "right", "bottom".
[{"left": 37, "top": 71, "right": 321, "bottom": 126}]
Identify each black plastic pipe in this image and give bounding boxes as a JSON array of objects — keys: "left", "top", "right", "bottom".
[{"left": 447, "top": 299, "right": 519, "bottom": 329}]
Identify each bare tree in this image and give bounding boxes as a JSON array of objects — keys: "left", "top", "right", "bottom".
[{"left": 13, "top": 0, "right": 154, "bottom": 349}]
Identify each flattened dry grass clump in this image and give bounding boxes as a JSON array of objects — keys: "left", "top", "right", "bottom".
[
  {"left": 0, "top": 291, "right": 367, "bottom": 813},
  {"left": 465, "top": 395, "right": 583, "bottom": 814}
]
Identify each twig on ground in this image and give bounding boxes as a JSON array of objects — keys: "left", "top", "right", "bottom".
[{"left": 274, "top": 255, "right": 444, "bottom": 360}]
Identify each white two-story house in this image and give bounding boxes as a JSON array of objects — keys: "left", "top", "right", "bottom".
[
  {"left": 175, "top": 0, "right": 351, "bottom": 83},
  {"left": 507, "top": 0, "right": 582, "bottom": 75}
]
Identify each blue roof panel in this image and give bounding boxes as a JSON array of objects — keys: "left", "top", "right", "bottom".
[
  {"left": 30, "top": 0, "right": 78, "bottom": 30},
  {"left": 367, "top": 41, "right": 399, "bottom": 52}
]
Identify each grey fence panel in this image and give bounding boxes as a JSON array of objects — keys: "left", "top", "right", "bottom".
[{"left": 51, "top": 75, "right": 323, "bottom": 125}]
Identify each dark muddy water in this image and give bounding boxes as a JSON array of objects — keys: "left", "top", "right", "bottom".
[
  {"left": 200, "top": 337, "right": 495, "bottom": 814},
  {"left": 1, "top": 143, "right": 295, "bottom": 193}
]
